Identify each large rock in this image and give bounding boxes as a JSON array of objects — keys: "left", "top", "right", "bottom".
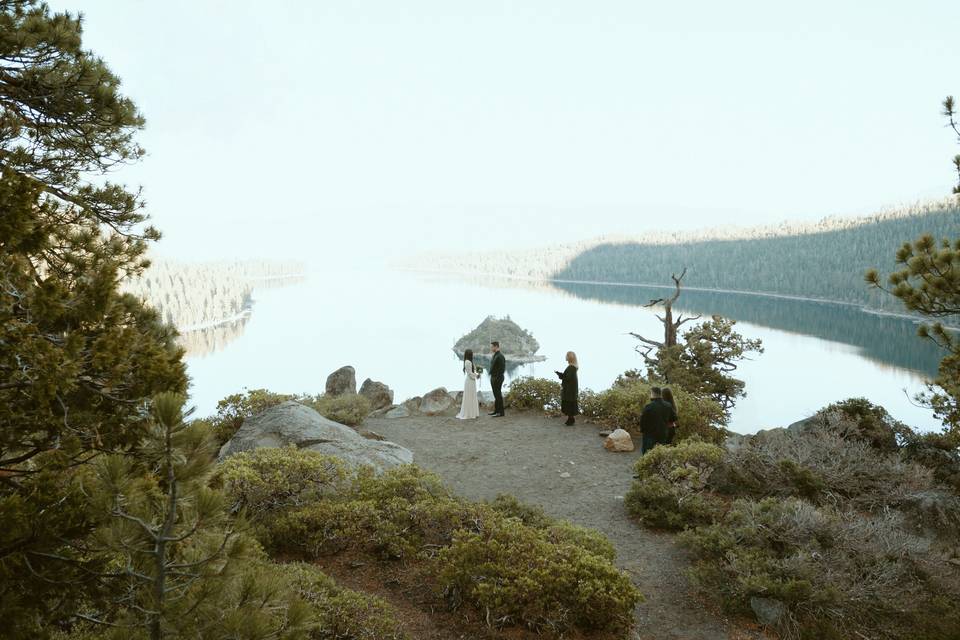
[
  {"left": 402, "top": 396, "right": 422, "bottom": 414},
  {"left": 325, "top": 366, "right": 357, "bottom": 396},
  {"left": 359, "top": 378, "right": 393, "bottom": 410},
  {"left": 604, "top": 429, "right": 635, "bottom": 452},
  {"left": 420, "top": 387, "right": 454, "bottom": 416},
  {"left": 219, "top": 401, "right": 412, "bottom": 472}
]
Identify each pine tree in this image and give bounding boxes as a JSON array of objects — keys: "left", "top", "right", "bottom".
[
  {"left": 0, "top": 2, "right": 187, "bottom": 634},
  {"left": 81, "top": 393, "right": 312, "bottom": 640},
  {"left": 649, "top": 316, "right": 763, "bottom": 415},
  {"left": 867, "top": 96, "right": 960, "bottom": 437}
]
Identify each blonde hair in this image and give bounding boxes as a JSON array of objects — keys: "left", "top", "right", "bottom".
[{"left": 566, "top": 351, "right": 579, "bottom": 368}]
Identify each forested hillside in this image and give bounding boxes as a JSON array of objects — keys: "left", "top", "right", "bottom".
[
  {"left": 123, "top": 260, "right": 305, "bottom": 330},
  {"left": 403, "top": 201, "right": 958, "bottom": 317},
  {"left": 556, "top": 202, "right": 958, "bottom": 315}
]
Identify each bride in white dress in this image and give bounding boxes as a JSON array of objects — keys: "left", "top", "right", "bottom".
[{"left": 456, "top": 349, "right": 481, "bottom": 420}]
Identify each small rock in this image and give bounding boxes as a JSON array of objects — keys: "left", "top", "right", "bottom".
[
  {"left": 604, "top": 428, "right": 635, "bottom": 452},
  {"left": 325, "top": 366, "right": 357, "bottom": 396},
  {"left": 385, "top": 405, "right": 410, "bottom": 419},
  {"left": 559, "top": 472, "right": 571, "bottom": 479},
  {"left": 598, "top": 430, "right": 612, "bottom": 438},
  {"left": 750, "top": 596, "right": 787, "bottom": 628}
]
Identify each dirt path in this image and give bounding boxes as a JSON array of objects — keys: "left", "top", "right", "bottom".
[{"left": 366, "top": 413, "right": 761, "bottom": 640}]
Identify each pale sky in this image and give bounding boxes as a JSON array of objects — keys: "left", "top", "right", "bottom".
[{"left": 60, "top": 1, "right": 960, "bottom": 266}]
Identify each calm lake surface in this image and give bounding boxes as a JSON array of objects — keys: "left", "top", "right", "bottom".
[{"left": 184, "top": 268, "right": 945, "bottom": 434}]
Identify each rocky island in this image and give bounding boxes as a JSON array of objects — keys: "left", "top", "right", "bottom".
[{"left": 452, "top": 315, "right": 547, "bottom": 365}]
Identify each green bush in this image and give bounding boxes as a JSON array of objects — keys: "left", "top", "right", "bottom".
[
  {"left": 816, "top": 398, "right": 911, "bottom": 452},
  {"left": 207, "top": 390, "right": 373, "bottom": 447},
  {"left": 208, "top": 388, "right": 295, "bottom": 445},
  {"left": 581, "top": 379, "right": 727, "bottom": 443},
  {"left": 487, "top": 494, "right": 616, "bottom": 560},
  {"left": 284, "top": 562, "right": 408, "bottom": 640},
  {"left": 505, "top": 377, "right": 562, "bottom": 413},
  {"left": 304, "top": 394, "right": 373, "bottom": 426},
  {"left": 625, "top": 440, "right": 726, "bottom": 529},
  {"left": 257, "top": 460, "right": 639, "bottom": 634},
  {"left": 217, "top": 447, "right": 350, "bottom": 518},
  {"left": 436, "top": 518, "right": 642, "bottom": 634}
]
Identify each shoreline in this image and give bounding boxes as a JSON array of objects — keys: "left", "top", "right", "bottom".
[{"left": 397, "top": 267, "right": 960, "bottom": 331}]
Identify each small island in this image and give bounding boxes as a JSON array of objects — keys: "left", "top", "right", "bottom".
[{"left": 452, "top": 315, "right": 547, "bottom": 365}]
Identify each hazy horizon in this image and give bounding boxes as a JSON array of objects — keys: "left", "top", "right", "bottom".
[{"left": 59, "top": 0, "right": 960, "bottom": 267}]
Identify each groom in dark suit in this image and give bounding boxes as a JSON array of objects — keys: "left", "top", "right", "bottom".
[{"left": 488, "top": 341, "right": 506, "bottom": 417}]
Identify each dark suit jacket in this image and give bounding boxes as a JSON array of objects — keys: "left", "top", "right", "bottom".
[
  {"left": 639, "top": 398, "right": 678, "bottom": 442},
  {"left": 490, "top": 351, "right": 506, "bottom": 379}
]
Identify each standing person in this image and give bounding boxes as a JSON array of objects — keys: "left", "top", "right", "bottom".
[
  {"left": 639, "top": 387, "right": 677, "bottom": 454},
  {"left": 488, "top": 341, "right": 506, "bottom": 417},
  {"left": 555, "top": 351, "right": 579, "bottom": 426},
  {"left": 456, "top": 349, "right": 481, "bottom": 420},
  {"left": 662, "top": 387, "right": 679, "bottom": 444}
]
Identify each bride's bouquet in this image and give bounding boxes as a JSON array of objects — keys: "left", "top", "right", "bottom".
[{"left": 475, "top": 365, "right": 484, "bottom": 375}]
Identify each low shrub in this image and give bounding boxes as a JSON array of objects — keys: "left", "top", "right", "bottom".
[
  {"left": 625, "top": 440, "right": 725, "bottom": 529},
  {"left": 207, "top": 389, "right": 373, "bottom": 447},
  {"left": 581, "top": 379, "right": 727, "bottom": 443},
  {"left": 217, "top": 447, "right": 350, "bottom": 517},
  {"left": 819, "top": 397, "right": 911, "bottom": 452},
  {"left": 505, "top": 377, "right": 561, "bottom": 413},
  {"left": 256, "top": 459, "right": 639, "bottom": 635},
  {"left": 679, "top": 497, "right": 960, "bottom": 639},
  {"left": 715, "top": 428, "right": 935, "bottom": 511},
  {"left": 208, "top": 388, "right": 295, "bottom": 445},
  {"left": 623, "top": 404, "right": 960, "bottom": 640},
  {"left": 437, "top": 518, "right": 642, "bottom": 634},
  {"left": 488, "top": 493, "right": 616, "bottom": 560},
  {"left": 284, "top": 562, "right": 408, "bottom": 639},
  {"left": 304, "top": 393, "right": 373, "bottom": 427}
]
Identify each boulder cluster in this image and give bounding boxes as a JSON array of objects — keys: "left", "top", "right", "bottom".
[{"left": 377, "top": 386, "right": 496, "bottom": 419}]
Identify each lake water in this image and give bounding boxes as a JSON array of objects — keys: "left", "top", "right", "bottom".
[{"left": 183, "top": 268, "right": 946, "bottom": 434}]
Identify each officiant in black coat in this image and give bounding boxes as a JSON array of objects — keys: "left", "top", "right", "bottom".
[
  {"left": 488, "top": 341, "right": 506, "bottom": 417},
  {"left": 556, "top": 351, "right": 580, "bottom": 425}
]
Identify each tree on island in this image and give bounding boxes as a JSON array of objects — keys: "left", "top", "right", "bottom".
[
  {"left": 867, "top": 96, "right": 960, "bottom": 439},
  {"left": 0, "top": 2, "right": 187, "bottom": 634}
]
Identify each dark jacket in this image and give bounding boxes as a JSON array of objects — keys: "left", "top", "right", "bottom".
[
  {"left": 557, "top": 365, "right": 579, "bottom": 416},
  {"left": 490, "top": 351, "right": 506, "bottom": 379},
  {"left": 639, "top": 398, "right": 678, "bottom": 443}
]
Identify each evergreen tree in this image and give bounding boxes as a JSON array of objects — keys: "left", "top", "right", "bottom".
[
  {"left": 0, "top": 2, "right": 186, "bottom": 634},
  {"left": 0, "top": 0, "right": 155, "bottom": 266},
  {"left": 867, "top": 96, "right": 960, "bottom": 438},
  {"left": 81, "top": 393, "right": 312, "bottom": 640},
  {"left": 649, "top": 316, "right": 763, "bottom": 415}
]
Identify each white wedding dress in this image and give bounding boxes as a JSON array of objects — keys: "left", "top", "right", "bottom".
[{"left": 456, "top": 359, "right": 480, "bottom": 419}]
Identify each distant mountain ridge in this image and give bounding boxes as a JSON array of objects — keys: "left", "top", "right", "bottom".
[{"left": 399, "top": 200, "right": 959, "bottom": 317}]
